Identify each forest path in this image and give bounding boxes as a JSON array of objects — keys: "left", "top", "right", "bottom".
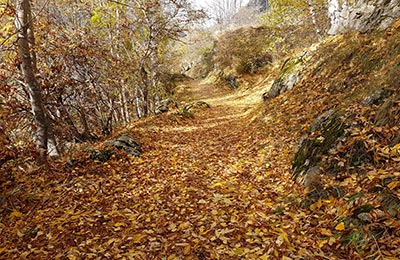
[
  {"left": 98, "top": 79, "right": 298, "bottom": 258},
  {"left": 3, "top": 79, "right": 299, "bottom": 259}
]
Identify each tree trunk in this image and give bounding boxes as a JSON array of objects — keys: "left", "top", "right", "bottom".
[
  {"left": 15, "top": 0, "right": 59, "bottom": 158},
  {"left": 306, "top": 0, "right": 322, "bottom": 38},
  {"left": 327, "top": 0, "right": 341, "bottom": 34}
]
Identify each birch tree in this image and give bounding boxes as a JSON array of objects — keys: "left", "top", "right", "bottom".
[
  {"left": 327, "top": 0, "right": 340, "bottom": 33},
  {"left": 305, "top": 0, "right": 322, "bottom": 37},
  {"left": 15, "top": 0, "right": 59, "bottom": 158}
]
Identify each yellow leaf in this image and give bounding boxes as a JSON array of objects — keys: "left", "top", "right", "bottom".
[
  {"left": 91, "top": 197, "right": 99, "bottom": 202},
  {"left": 328, "top": 237, "right": 337, "bottom": 245},
  {"left": 132, "top": 233, "right": 146, "bottom": 243},
  {"left": 183, "top": 245, "right": 191, "bottom": 255},
  {"left": 170, "top": 156, "right": 177, "bottom": 165},
  {"left": 297, "top": 249, "right": 308, "bottom": 256},
  {"left": 234, "top": 248, "right": 244, "bottom": 255},
  {"left": 320, "top": 228, "right": 333, "bottom": 236},
  {"left": 317, "top": 239, "right": 328, "bottom": 248},
  {"left": 106, "top": 238, "right": 118, "bottom": 246},
  {"left": 10, "top": 209, "right": 23, "bottom": 219},
  {"left": 335, "top": 222, "right": 345, "bottom": 231},
  {"left": 114, "top": 222, "right": 124, "bottom": 227},
  {"left": 212, "top": 182, "right": 223, "bottom": 187},
  {"left": 310, "top": 199, "right": 322, "bottom": 211},
  {"left": 260, "top": 254, "right": 269, "bottom": 260},
  {"left": 178, "top": 222, "right": 190, "bottom": 230},
  {"left": 387, "top": 181, "right": 399, "bottom": 190}
]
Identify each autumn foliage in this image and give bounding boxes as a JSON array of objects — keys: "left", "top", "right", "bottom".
[{"left": 1, "top": 0, "right": 400, "bottom": 259}]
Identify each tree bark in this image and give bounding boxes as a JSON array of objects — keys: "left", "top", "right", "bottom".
[{"left": 15, "top": 0, "right": 59, "bottom": 158}]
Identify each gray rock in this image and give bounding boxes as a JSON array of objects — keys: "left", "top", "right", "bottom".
[
  {"left": 247, "top": 0, "right": 269, "bottom": 12},
  {"left": 88, "top": 149, "right": 114, "bottom": 162},
  {"left": 225, "top": 75, "right": 239, "bottom": 89},
  {"left": 374, "top": 99, "right": 395, "bottom": 126},
  {"left": 183, "top": 101, "right": 211, "bottom": 112},
  {"left": 357, "top": 212, "right": 371, "bottom": 222},
  {"left": 362, "top": 88, "right": 393, "bottom": 106},
  {"left": 292, "top": 110, "right": 346, "bottom": 180},
  {"left": 263, "top": 55, "right": 306, "bottom": 100},
  {"left": 108, "top": 135, "right": 142, "bottom": 156},
  {"left": 303, "top": 166, "right": 321, "bottom": 189},
  {"left": 155, "top": 99, "right": 179, "bottom": 114},
  {"left": 380, "top": 191, "right": 400, "bottom": 217},
  {"left": 329, "top": 0, "right": 400, "bottom": 34},
  {"left": 309, "top": 109, "right": 336, "bottom": 132}
]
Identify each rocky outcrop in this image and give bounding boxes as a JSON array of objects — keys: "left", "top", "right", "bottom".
[
  {"left": 108, "top": 135, "right": 142, "bottom": 156},
  {"left": 88, "top": 149, "right": 114, "bottom": 162},
  {"left": 225, "top": 75, "right": 239, "bottom": 89},
  {"left": 247, "top": 0, "right": 269, "bottom": 12},
  {"left": 183, "top": 101, "right": 210, "bottom": 112},
  {"left": 329, "top": 0, "right": 400, "bottom": 34},
  {"left": 292, "top": 109, "right": 346, "bottom": 180},
  {"left": 155, "top": 99, "right": 179, "bottom": 114},
  {"left": 361, "top": 88, "right": 393, "bottom": 106},
  {"left": 263, "top": 55, "right": 306, "bottom": 100}
]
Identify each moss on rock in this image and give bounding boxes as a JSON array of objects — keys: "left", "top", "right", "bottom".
[{"left": 292, "top": 109, "right": 346, "bottom": 180}]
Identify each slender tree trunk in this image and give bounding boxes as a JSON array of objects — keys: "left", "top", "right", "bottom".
[
  {"left": 306, "top": 0, "right": 322, "bottom": 38},
  {"left": 121, "top": 86, "right": 130, "bottom": 124},
  {"left": 135, "top": 86, "right": 142, "bottom": 119},
  {"left": 140, "top": 66, "right": 149, "bottom": 117},
  {"left": 327, "top": 0, "right": 341, "bottom": 34},
  {"left": 15, "top": 0, "right": 59, "bottom": 158}
]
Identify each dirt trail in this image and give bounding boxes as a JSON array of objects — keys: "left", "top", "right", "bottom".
[
  {"left": 97, "top": 79, "right": 296, "bottom": 258},
  {"left": 1, "top": 79, "right": 298, "bottom": 259}
]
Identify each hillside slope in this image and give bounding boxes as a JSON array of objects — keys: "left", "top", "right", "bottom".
[{"left": 1, "top": 20, "right": 399, "bottom": 260}]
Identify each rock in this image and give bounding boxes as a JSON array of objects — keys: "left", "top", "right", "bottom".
[
  {"left": 329, "top": 0, "right": 400, "bottom": 34},
  {"left": 292, "top": 109, "right": 346, "bottom": 180},
  {"left": 357, "top": 213, "right": 371, "bottom": 223},
  {"left": 352, "top": 204, "right": 374, "bottom": 216},
  {"left": 361, "top": 88, "right": 393, "bottom": 106},
  {"left": 263, "top": 55, "right": 306, "bottom": 100},
  {"left": 108, "top": 135, "right": 142, "bottom": 156},
  {"left": 303, "top": 166, "right": 321, "bottom": 189},
  {"left": 65, "top": 159, "right": 79, "bottom": 169},
  {"left": 247, "top": 0, "right": 269, "bottom": 12},
  {"left": 374, "top": 98, "right": 396, "bottom": 126},
  {"left": 183, "top": 101, "right": 211, "bottom": 112},
  {"left": 380, "top": 191, "right": 400, "bottom": 217},
  {"left": 155, "top": 99, "right": 179, "bottom": 114},
  {"left": 155, "top": 105, "right": 169, "bottom": 114},
  {"left": 225, "top": 75, "right": 239, "bottom": 89},
  {"left": 309, "top": 109, "right": 337, "bottom": 132},
  {"left": 88, "top": 149, "right": 114, "bottom": 162}
]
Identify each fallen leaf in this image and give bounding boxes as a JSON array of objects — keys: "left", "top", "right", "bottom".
[{"left": 335, "top": 222, "right": 345, "bottom": 231}]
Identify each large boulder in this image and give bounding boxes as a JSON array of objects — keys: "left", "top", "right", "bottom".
[
  {"left": 329, "top": 0, "right": 400, "bottom": 34},
  {"left": 247, "top": 0, "right": 269, "bottom": 12},
  {"left": 361, "top": 88, "right": 393, "bottom": 106},
  {"left": 263, "top": 55, "right": 306, "bottom": 100},
  {"left": 155, "top": 99, "right": 179, "bottom": 114},
  {"left": 292, "top": 109, "right": 346, "bottom": 180},
  {"left": 108, "top": 135, "right": 142, "bottom": 156},
  {"left": 225, "top": 75, "right": 239, "bottom": 90},
  {"left": 183, "top": 101, "right": 211, "bottom": 112},
  {"left": 88, "top": 149, "right": 114, "bottom": 162}
]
